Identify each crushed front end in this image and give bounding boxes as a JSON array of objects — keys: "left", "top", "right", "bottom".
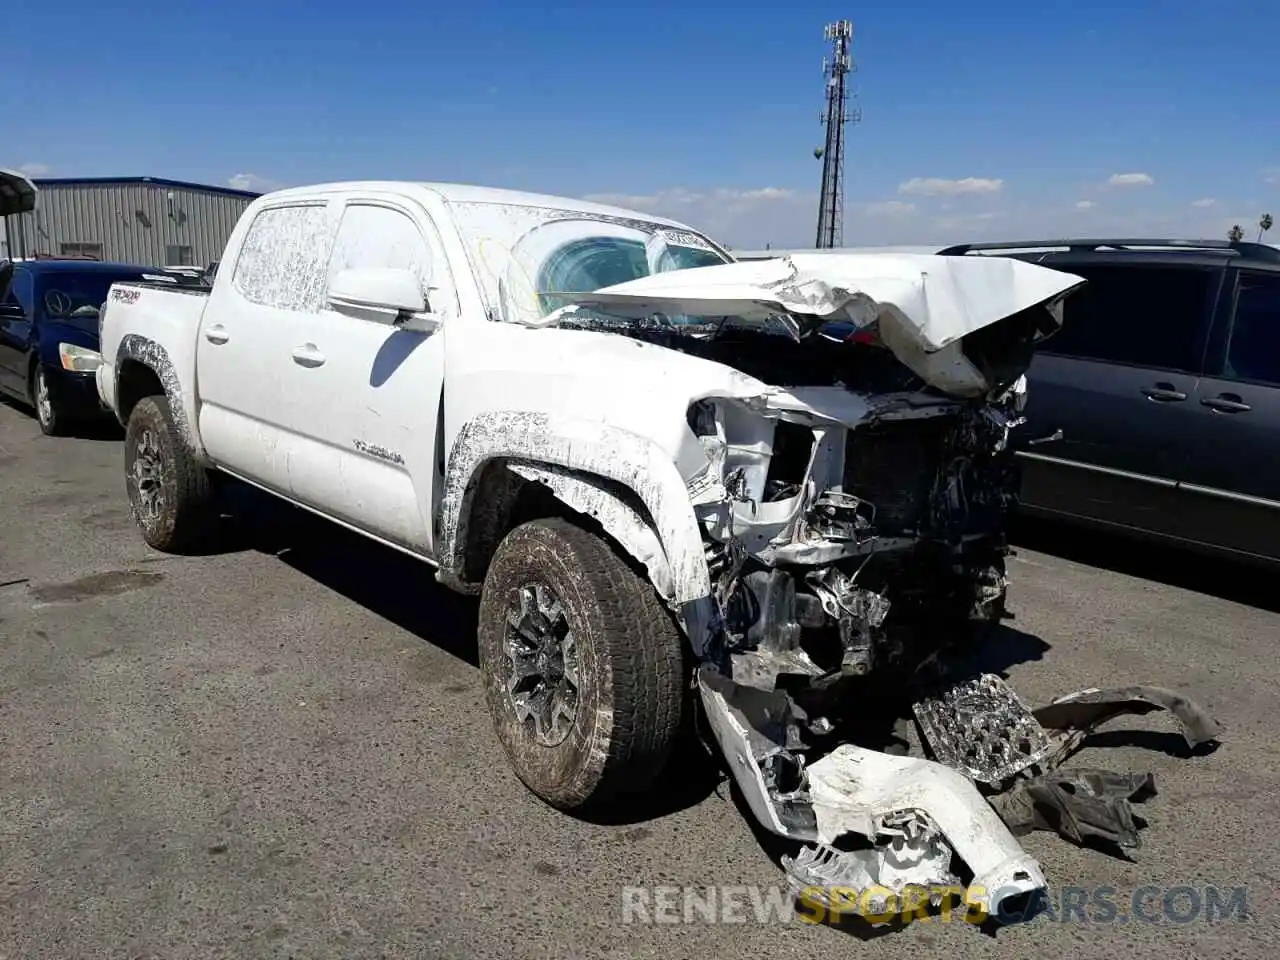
[
  {"left": 681, "top": 369, "right": 1050, "bottom": 920},
  {"left": 559, "top": 253, "right": 1224, "bottom": 927}
]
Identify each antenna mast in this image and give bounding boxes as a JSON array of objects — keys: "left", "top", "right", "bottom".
[{"left": 814, "top": 19, "right": 859, "bottom": 248}]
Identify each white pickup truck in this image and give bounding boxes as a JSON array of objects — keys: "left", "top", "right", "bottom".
[{"left": 98, "top": 180, "right": 1205, "bottom": 920}]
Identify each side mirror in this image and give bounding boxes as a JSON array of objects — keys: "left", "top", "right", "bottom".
[{"left": 329, "top": 267, "right": 428, "bottom": 317}]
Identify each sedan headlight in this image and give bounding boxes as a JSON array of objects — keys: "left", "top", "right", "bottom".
[{"left": 58, "top": 342, "right": 103, "bottom": 373}]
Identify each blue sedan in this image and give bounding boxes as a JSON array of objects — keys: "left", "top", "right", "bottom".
[{"left": 0, "top": 259, "right": 160, "bottom": 435}]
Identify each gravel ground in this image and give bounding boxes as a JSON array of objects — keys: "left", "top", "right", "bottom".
[{"left": 1, "top": 398, "right": 1275, "bottom": 959}]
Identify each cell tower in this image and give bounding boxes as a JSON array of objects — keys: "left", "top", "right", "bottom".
[{"left": 814, "top": 19, "right": 859, "bottom": 248}]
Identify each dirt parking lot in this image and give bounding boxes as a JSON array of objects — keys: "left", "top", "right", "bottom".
[{"left": 1, "top": 399, "right": 1276, "bottom": 959}]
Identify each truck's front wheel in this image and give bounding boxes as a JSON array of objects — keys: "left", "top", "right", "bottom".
[
  {"left": 124, "top": 395, "right": 218, "bottom": 553},
  {"left": 477, "top": 518, "right": 685, "bottom": 813}
]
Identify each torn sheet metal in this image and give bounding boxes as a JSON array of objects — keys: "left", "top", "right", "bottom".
[
  {"left": 803, "top": 744, "right": 1047, "bottom": 918},
  {"left": 1033, "top": 685, "right": 1225, "bottom": 752},
  {"left": 991, "top": 768, "right": 1158, "bottom": 851}
]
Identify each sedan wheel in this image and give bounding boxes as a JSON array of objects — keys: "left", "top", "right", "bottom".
[{"left": 31, "top": 366, "right": 64, "bottom": 436}]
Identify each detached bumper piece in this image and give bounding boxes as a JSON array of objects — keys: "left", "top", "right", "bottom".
[
  {"left": 698, "top": 665, "right": 1223, "bottom": 929},
  {"left": 697, "top": 667, "right": 1048, "bottom": 926},
  {"left": 913, "top": 675, "right": 1224, "bottom": 852}
]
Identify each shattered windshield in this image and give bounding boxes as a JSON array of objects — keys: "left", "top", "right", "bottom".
[{"left": 446, "top": 200, "right": 731, "bottom": 328}]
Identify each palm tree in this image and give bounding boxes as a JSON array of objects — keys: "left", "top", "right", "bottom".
[
  {"left": 1258, "top": 213, "right": 1274, "bottom": 242},
  {"left": 1228, "top": 224, "right": 1245, "bottom": 242}
]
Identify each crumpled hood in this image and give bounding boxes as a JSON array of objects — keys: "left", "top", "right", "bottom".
[
  {"left": 558, "top": 253, "right": 1085, "bottom": 396},
  {"left": 566, "top": 253, "right": 1081, "bottom": 349}
]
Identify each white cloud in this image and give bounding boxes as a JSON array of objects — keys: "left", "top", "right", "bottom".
[
  {"left": 898, "top": 176, "right": 1004, "bottom": 197},
  {"left": 18, "top": 162, "right": 49, "bottom": 176},
  {"left": 1108, "top": 172, "right": 1155, "bottom": 187},
  {"left": 1075, "top": 200, "right": 1096, "bottom": 210},
  {"left": 864, "top": 200, "right": 916, "bottom": 216},
  {"left": 1264, "top": 167, "right": 1280, "bottom": 185},
  {"left": 228, "top": 172, "right": 283, "bottom": 193},
  {"left": 1191, "top": 198, "right": 1217, "bottom": 208}
]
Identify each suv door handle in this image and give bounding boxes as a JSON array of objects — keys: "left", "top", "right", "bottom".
[
  {"left": 291, "top": 343, "right": 326, "bottom": 368},
  {"left": 1141, "top": 382, "right": 1187, "bottom": 402},
  {"left": 204, "top": 324, "right": 230, "bottom": 345},
  {"left": 1201, "top": 393, "right": 1251, "bottom": 414}
]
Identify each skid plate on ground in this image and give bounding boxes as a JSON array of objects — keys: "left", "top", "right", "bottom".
[{"left": 913, "top": 674, "right": 1056, "bottom": 786}]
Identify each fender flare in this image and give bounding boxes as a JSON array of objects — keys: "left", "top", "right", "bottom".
[
  {"left": 435, "top": 411, "right": 712, "bottom": 606},
  {"left": 114, "top": 334, "right": 204, "bottom": 458}
]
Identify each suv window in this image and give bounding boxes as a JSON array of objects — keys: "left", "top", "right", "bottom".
[
  {"left": 1221, "top": 271, "right": 1280, "bottom": 386},
  {"left": 1039, "top": 263, "right": 1214, "bottom": 372},
  {"left": 232, "top": 203, "right": 334, "bottom": 312}
]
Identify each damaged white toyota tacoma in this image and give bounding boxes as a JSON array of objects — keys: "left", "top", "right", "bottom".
[{"left": 96, "top": 182, "right": 1224, "bottom": 925}]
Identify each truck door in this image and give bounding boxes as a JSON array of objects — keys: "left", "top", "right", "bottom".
[
  {"left": 1177, "top": 267, "right": 1280, "bottom": 561},
  {"left": 278, "top": 197, "right": 453, "bottom": 558},
  {"left": 1015, "top": 259, "right": 1219, "bottom": 538},
  {"left": 194, "top": 200, "right": 339, "bottom": 496}
]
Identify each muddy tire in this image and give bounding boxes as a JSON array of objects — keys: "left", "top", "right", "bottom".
[
  {"left": 124, "top": 395, "right": 218, "bottom": 553},
  {"left": 477, "top": 517, "right": 686, "bottom": 813}
]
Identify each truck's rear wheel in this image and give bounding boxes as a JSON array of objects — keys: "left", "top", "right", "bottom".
[
  {"left": 124, "top": 395, "right": 218, "bottom": 553},
  {"left": 477, "top": 517, "right": 685, "bottom": 813}
]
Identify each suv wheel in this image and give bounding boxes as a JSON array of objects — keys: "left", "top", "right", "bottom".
[
  {"left": 477, "top": 517, "right": 686, "bottom": 812},
  {"left": 124, "top": 395, "right": 218, "bottom": 553}
]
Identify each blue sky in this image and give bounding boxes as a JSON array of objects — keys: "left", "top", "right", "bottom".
[{"left": 5, "top": 0, "right": 1279, "bottom": 247}]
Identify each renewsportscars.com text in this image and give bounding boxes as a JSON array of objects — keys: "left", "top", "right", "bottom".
[{"left": 620, "top": 883, "right": 1251, "bottom": 926}]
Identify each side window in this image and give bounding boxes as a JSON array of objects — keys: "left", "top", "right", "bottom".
[
  {"left": 7, "top": 268, "right": 34, "bottom": 313},
  {"left": 1040, "top": 264, "right": 1214, "bottom": 372},
  {"left": 327, "top": 204, "right": 440, "bottom": 311},
  {"left": 232, "top": 203, "right": 333, "bottom": 312},
  {"left": 1221, "top": 272, "right": 1280, "bottom": 386}
]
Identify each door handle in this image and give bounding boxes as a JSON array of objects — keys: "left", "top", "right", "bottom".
[
  {"left": 1027, "top": 427, "right": 1064, "bottom": 446},
  {"left": 204, "top": 325, "right": 230, "bottom": 345},
  {"left": 1201, "top": 393, "right": 1251, "bottom": 414},
  {"left": 291, "top": 343, "right": 326, "bottom": 368},
  {"left": 1141, "top": 382, "right": 1187, "bottom": 402}
]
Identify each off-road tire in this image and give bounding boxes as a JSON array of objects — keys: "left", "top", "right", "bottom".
[
  {"left": 124, "top": 395, "right": 218, "bottom": 553},
  {"left": 477, "top": 517, "right": 686, "bottom": 813}
]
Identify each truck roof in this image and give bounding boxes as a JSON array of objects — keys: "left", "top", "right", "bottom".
[{"left": 259, "top": 181, "right": 694, "bottom": 230}]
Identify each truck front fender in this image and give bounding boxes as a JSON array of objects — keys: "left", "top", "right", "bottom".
[
  {"left": 113, "top": 334, "right": 206, "bottom": 461},
  {"left": 435, "top": 411, "right": 712, "bottom": 607}
]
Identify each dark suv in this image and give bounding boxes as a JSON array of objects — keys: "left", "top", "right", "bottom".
[{"left": 938, "top": 238, "right": 1280, "bottom": 566}]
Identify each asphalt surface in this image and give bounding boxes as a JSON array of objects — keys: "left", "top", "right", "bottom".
[{"left": 1, "top": 397, "right": 1276, "bottom": 959}]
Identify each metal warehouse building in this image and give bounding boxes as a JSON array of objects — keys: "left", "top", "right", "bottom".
[{"left": 1, "top": 176, "right": 260, "bottom": 266}]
